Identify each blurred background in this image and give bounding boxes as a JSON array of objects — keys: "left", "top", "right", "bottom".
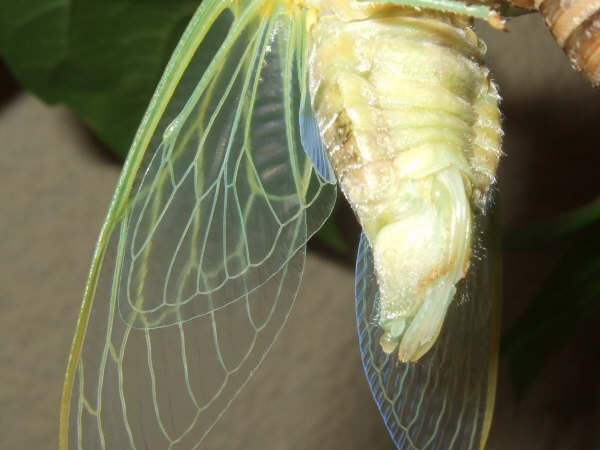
[{"left": 1, "top": 5, "right": 599, "bottom": 450}]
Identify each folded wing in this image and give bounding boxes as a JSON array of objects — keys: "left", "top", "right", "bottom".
[
  {"left": 355, "top": 202, "right": 501, "bottom": 450},
  {"left": 60, "top": 1, "right": 335, "bottom": 448}
]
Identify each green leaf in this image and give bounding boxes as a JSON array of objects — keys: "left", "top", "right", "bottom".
[
  {"left": 502, "top": 224, "right": 600, "bottom": 397},
  {"left": 0, "top": 0, "right": 200, "bottom": 158},
  {"left": 503, "top": 196, "right": 600, "bottom": 251},
  {"left": 1, "top": 0, "right": 352, "bottom": 257},
  {"left": 313, "top": 188, "right": 358, "bottom": 259},
  {"left": 315, "top": 218, "right": 350, "bottom": 254}
]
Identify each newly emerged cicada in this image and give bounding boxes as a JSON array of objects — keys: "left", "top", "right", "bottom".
[{"left": 60, "top": 0, "right": 505, "bottom": 449}]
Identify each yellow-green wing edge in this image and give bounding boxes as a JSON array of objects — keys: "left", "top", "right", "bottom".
[{"left": 58, "top": 0, "right": 266, "bottom": 447}]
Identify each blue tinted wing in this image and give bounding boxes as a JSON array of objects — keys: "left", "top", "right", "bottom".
[
  {"left": 355, "top": 203, "right": 500, "bottom": 450},
  {"left": 299, "top": 92, "right": 336, "bottom": 183}
]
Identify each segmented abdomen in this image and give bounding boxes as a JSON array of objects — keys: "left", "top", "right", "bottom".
[
  {"left": 537, "top": 0, "right": 600, "bottom": 87},
  {"left": 309, "top": 9, "right": 502, "bottom": 361}
]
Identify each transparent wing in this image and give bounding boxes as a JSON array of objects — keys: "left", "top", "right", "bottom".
[
  {"left": 299, "top": 89, "right": 335, "bottom": 183},
  {"left": 355, "top": 201, "right": 501, "bottom": 450},
  {"left": 60, "top": 0, "right": 335, "bottom": 448},
  {"left": 119, "top": 1, "right": 334, "bottom": 329}
]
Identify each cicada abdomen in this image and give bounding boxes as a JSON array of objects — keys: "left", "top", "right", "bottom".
[
  {"left": 535, "top": 0, "right": 600, "bottom": 87},
  {"left": 309, "top": 2, "right": 502, "bottom": 362}
]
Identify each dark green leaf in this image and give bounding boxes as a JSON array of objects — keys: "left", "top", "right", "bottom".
[
  {"left": 503, "top": 196, "right": 600, "bottom": 251},
  {"left": 502, "top": 225, "right": 600, "bottom": 397},
  {"left": 315, "top": 218, "right": 350, "bottom": 254},
  {"left": 1, "top": 0, "right": 352, "bottom": 257},
  {"left": 0, "top": 0, "right": 200, "bottom": 158}
]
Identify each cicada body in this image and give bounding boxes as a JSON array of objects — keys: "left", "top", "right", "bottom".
[
  {"left": 309, "top": 2, "right": 502, "bottom": 362},
  {"left": 310, "top": 3, "right": 502, "bottom": 447},
  {"left": 59, "top": 1, "right": 503, "bottom": 449}
]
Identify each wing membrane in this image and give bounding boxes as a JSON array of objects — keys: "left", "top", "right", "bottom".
[
  {"left": 119, "top": 1, "right": 334, "bottom": 329},
  {"left": 60, "top": 1, "right": 335, "bottom": 448},
  {"left": 70, "top": 231, "right": 307, "bottom": 450},
  {"left": 355, "top": 203, "right": 501, "bottom": 450}
]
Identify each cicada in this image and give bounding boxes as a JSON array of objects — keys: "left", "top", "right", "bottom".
[{"left": 59, "top": 1, "right": 504, "bottom": 449}]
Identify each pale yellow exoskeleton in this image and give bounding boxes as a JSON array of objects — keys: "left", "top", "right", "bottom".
[
  {"left": 60, "top": 0, "right": 503, "bottom": 449},
  {"left": 308, "top": 1, "right": 502, "bottom": 362}
]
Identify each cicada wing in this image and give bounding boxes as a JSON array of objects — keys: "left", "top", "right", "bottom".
[
  {"left": 118, "top": 0, "right": 334, "bottom": 329},
  {"left": 355, "top": 204, "right": 501, "bottom": 450},
  {"left": 60, "top": 1, "right": 335, "bottom": 448}
]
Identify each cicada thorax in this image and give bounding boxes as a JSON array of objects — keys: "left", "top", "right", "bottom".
[
  {"left": 309, "top": 5, "right": 502, "bottom": 361},
  {"left": 536, "top": 0, "right": 600, "bottom": 87}
]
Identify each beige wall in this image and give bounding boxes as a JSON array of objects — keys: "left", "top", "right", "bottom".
[{"left": 1, "top": 13, "right": 599, "bottom": 450}]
